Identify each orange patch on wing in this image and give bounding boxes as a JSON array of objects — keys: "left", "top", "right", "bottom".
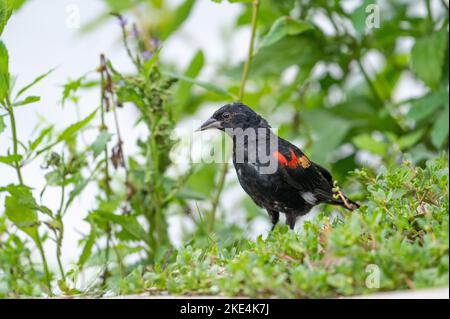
[{"left": 298, "top": 155, "right": 311, "bottom": 168}]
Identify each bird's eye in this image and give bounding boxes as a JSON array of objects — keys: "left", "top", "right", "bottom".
[{"left": 222, "top": 112, "right": 231, "bottom": 120}]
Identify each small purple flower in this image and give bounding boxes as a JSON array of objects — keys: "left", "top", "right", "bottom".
[
  {"left": 142, "top": 51, "right": 153, "bottom": 61},
  {"left": 150, "top": 37, "right": 160, "bottom": 50}
]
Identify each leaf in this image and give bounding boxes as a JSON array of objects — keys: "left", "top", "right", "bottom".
[
  {"left": 0, "top": 154, "right": 22, "bottom": 164},
  {"left": 95, "top": 211, "right": 150, "bottom": 246},
  {"left": 15, "top": 68, "right": 55, "bottom": 98},
  {"left": 0, "top": 115, "right": 5, "bottom": 134},
  {"left": 396, "top": 129, "right": 425, "bottom": 151},
  {"left": 36, "top": 109, "right": 97, "bottom": 155},
  {"left": 176, "top": 50, "right": 204, "bottom": 113},
  {"left": 351, "top": 0, "right": 372, "bottom": 37},
  {"left": 303, "top": 110, "right": 351, "bottom": 164},
  {"left": 91, "top": 131, "right": 112, "bottom": 159},
  {"left": 411, "top": 29, "right": 449, "bottom": 89},
  {"left": 250, "top": 36, "right": 320, "bottom": 76},
  {"left": 77, "top": 226, "right": 96, "bottom": 268},
  {"left": 431, "top": 107, "right": 449, "bottom": 148},
  {"left": 0, "top": 184, "right": 53, "bottom": 216},
  {"left": 0, "top": 40, "right": 9, "bottom": 101},
  {"left": 12, "top": 95, "right": 40, "bottom": 107},
  {"left": 28, "top": 125, "right": 53, "bottom": 153},
  {"left": 57, "top": 109, "right": 97, "bottom": 143},
  {"left": 161, "top": 0, "right": 196, "bottom": 40},
  {"left": 407, "top": 91, "right": 447, "bottom": 121},
  {"left": 162, "top": 70, "right": 234, "bottom": 98},
  {"left": 353, "top": 134, "right": 387, "bottom": 156},
  {"left": 259, "top": 17, "right": 313, "bottom": 48},
  {"left": 5, "top": 195, "right": 39, "bottom": 242},
  {"left": 0, "top": 0, "right": 13, "bottom": 36}
]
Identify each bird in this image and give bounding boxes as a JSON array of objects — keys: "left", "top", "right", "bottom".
[{"left": 197, "top": 102, "right": 359, "bottom": 230}]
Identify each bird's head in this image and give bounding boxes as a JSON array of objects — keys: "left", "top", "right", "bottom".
[{"left": 196, "top": 102, "right": 270, "bottom": 133}]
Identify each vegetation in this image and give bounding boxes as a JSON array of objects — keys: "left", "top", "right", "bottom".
[{"left": 0, "top": 0, "right": 448, "bottom": 298}]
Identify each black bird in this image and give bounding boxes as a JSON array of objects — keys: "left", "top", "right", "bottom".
[{"left": 197, "top": 102, "right": 359, "bottom": 230}]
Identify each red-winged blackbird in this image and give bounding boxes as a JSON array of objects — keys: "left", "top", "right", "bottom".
[{"left": 198, "top": 102, "right": 360, "bottom": 230}]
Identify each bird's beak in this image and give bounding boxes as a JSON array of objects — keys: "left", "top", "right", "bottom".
[{"left": 195, "top": 118, "right": 222, "bottom": 132}]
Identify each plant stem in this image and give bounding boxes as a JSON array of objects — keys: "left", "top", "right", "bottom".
[
  {"left": 238, "top": 0, "right": 260, "bottom": 100},
  {"left": 356, "top": 58, "right": 385, "bottom": 107},
  {"left": 55, "top": 163, "right": 66, "bottom": 282},
  {"left": 99, "top": 54, "right": 113, "bottom": 286},
  {"left": 5, "top": 97, "right": 53, "bottom": 295},
  {"left": 208, "top": 0, "right": 260, "bottom": 232},
  {"left": 35, "top": 234, "right": 53, "bottom": 296},
  {"left": 5, "top": 96, "right": 24, "bottom": 185}
]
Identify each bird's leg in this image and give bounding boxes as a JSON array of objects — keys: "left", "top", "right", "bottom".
[
  {"left": 286, "top": 213, "right": 297, "bottom": 230},
  {"left": 268, "top": 210, "right": 279, "bottom": 231}
]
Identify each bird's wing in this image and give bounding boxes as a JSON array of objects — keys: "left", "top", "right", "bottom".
[{"left": 273, "top": 144, "right": 335, "bottom": 202}]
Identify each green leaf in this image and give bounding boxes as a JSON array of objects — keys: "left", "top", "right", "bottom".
[
  {"left": 12, "top": 95, "right": 40, "bottom": 107},
  {"left": 95, "top": 211, "right": 150, "bottom": 246},
  {"left": 5, "top": 195, "right": 39, "bottom": 242},
  {"left": 0, "top": 0, "right": 13, "bottom": 36},
  {"left": 411, "top": 29, "right": 449, "bottom": 89},
  {"left": 350, "top": 0, "right": 372, "bottom": 37},
  {"left": 250, "top": 36, "right": 320, "bottom": 76},
  {"left": 162, "top": 70, "right": 234, "bottom": 98},
  {"left": 303, "top": 110, "right": 351, "bottom": 164},
  {"left": 57, "top": 109, "right": 97, "bottom": 143},
  {"left": 15, "top": 68, "right": 55, "bottom": 99},
  {"left": 353, "top": 134, "right": 387, "bottom": 156},
  {"left": 28, "top": 125, "right": 53, "bottom": 153},
  {"left": 407, "top": 91, "right": 447, "bottom": 121},
  {"left": 176, "top": 50, "right": 204, "bottom": 113},
  {"left": 0, "top": 40, "right": 9, "bottom": 101},
  {"left": 260, "top": 17, "right": 313, "bottom": 48},
  {"left": 37, "top": 109, "right": 97, "bottom": 155},
  {"left": 0, "top": 154, "right": 22, "bottom": 165},
  {"left": 77, "top": 226, "right": 96, "bottom": 268},
  {"left": 91, "top": 131, "right": 112, "bottom": 159},
  {"left": 161, "top": 0, "right": 196, "bottom": 40},
  {"left": 431, "top": 107, "right": 449, "bottom": 148},
  {"left": 0, "top": 184, "right": 53, "bottom": 216},
  {"left": 0, "top": 115, "right": 5, "bottom": 134},
  {"left": 396, "top": 129, "right": 425, "bottom": 151}
]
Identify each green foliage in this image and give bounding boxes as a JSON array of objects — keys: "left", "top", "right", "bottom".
[{"left": 141, "top": 156, "right": 449, "bottom": 298}]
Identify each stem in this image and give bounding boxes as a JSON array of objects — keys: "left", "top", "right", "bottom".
[
  {"left": 55, "top": 162, "right": 66, "bottom": 282},
  {"left": 35, "top": 235, "right": 53, "bottom": 296},
  {"left": 356, "top": 59, "right": 385, "bottom": 106},
  {"left": 208, "top": 0, "right": 260, "bottom": 232},
  {"left": 5, "top": 97, "right": 53, "bottom": 295},
  {"left": 6, "top": 96, "right": 24, "bottom": 185},
  {"left": 425, "top": 0, "right": 433, "bottom": 26},
  {"left": 99, "top": 54, "right": 113, "bottom": 285},
  {"left": 238, "top": 0, "right": 260, "bottom": 101}
]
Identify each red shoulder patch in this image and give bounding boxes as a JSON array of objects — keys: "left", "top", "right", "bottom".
[
  {"left": 287, "top": 149, "right": 299, "bottom": 169},
  {"left": 274, "top": 151, "right": 288, "bottom": 166},
  {"left": 274, "top": 149, "right": 311, "bottom": 169}
]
